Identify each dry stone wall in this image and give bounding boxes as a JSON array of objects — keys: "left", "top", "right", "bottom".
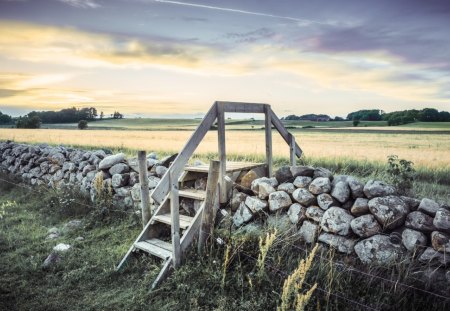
[{"left": 231, "top": 165, "right": 450, "bottom": 268}]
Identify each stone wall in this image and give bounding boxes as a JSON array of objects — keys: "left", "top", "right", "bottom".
[
  {"left": 230, "top": 165, "right": 450, "bottom": 268},
  {"left": 0, "top": 141, "right": 174, "bottom": 211}
]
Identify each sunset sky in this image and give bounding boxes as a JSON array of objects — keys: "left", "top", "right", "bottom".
[{"left": 0, "top": 0, "right": 449, "bottom": 118}]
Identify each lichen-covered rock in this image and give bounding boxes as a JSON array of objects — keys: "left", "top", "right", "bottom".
[
  {"left": 245, "top": 196, "right": 268, "bottom": 213},
  {"left": 401, "top": 228, "right": 427, "bottom": 252},
  {"left": 115, "top": 187, "right": 131, "bottom": 197},
  {"left": 290, "top": 165, "right": 314, "bottom": 178},
  {"left": 419, "top": 247, "right": 450, "bottom": 266},
  {"left": 287, "top": 203, "right": 306, "bottom": 224},
  {"left": 313, "top": 167, "right": 333, "bottom": 179},
  {"left": 131, "top": 183, "right": 141, "bottom": 201},
  {"left": 347, "top": 176, "right": 364, "bottom": 199},
  {"left": 268, "top": 191, "right": 292, "bottom": 212},
  {"left": 433, "top": 208, "right": 450, "bottom": 231},
  {"left": 293, "top": 176, "right": 312, "bottom": 188},
  {"left": 321, "top": 207, "right": 354, "bottom": 236},
  {"left": 258, "top": 182, "right": 276, "bottom": 200},
  {"left": 363, "top": 180, "right": 396, "bottom": 199},
  {"left": 240, "top": 170, "right": 259, "bottom": 189},
  {"left": 354, "top": 235, "right": 406, "bottom": 264},
  {"left": 148, "top": 176, "right": 161, "bottom": 189},
  {"left": 368, "top": 196, "right": 409, "bottom": 230},
  {"left": 405, "top": 211, "right": 436, "bottom": 232},
  {"left": 98, "top": 153, "right": 125, "bottom": 170},
  {"left": 112, "top": 173, "right": 129, "bottom": 188},
  {"left": 350, "top": 198, "right": 369, "bottom": 216},
  {"left": 351, "top": 214, "right": 381, "bottom": 238},
  {"left": 431, "top": 231, "right": 450, "bottom": 253},
  {"left": 308, "top": 177, "right": 331, "bottom": 195},
  {"left": 299, "top": 221, "right": 319, "bottom": 244},
  {"left": 331, "top": 181, "right": 351, "bottom": 204},
  {"left": 233, "top": 202, "right": 253, "bottom": 227},
  {"left": 305, "top": 206, "right": 324, "bottom": 222},
  {"left": 277, "top": 182, "right": 295, "bottom": 194},
  {"left": 231, "top": 191, "right": 248, "bottom": 212},
  {"left": 318, "top": 233, "right": 355, "bottom": 254},
  {"left": 251, "top": 177, "right": 278, "bottom": 193},
  {"left": 400, "top": 196, "right": 421, "bottom": 211},
  {"left": 317, "top": 193, "right": 335, "bottom": 210},
  {"left": 417, "top": 198, "right": 440, "bottom": 216},
  {"left": 275, "top": 166, "right": 293, "bottom": 183},
  {"left": 155, "top": 165, "right": 168, "bottom": 177},
  {"left": 292, "top": 188, "right": 316, "bottom": 206}
]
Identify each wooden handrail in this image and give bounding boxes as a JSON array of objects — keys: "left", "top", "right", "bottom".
[{"left": 269, "top": 108, "right": 303, "bottom": 158}]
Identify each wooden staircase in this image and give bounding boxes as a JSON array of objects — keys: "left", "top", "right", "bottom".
[{"left": 116, "top": 101, "right": 302, "bottom": 289}]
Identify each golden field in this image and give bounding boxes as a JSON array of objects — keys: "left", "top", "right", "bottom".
[{"left": 1, "top": 128, "right": 449, "bottom": 169}]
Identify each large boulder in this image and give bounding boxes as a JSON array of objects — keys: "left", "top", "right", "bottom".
[
  {"left": 290, "top": 165, "right": 314, "bottom": 178},
  {"left": 350, "top": 214, "right": 382, "bottom": 238},
  {"left": 233, "top": 202, "right": 253, "bottom": 227},
  {"left": 109, "top": 163, "right": 130, "bottom": 175},
  {"left": 320, "top": 207, "right": 354, "bottom": 236},
  {"left": 268, "top": 191, "right": 292, "bottom": 212},
  {"left": 354, "top": 235, "right": 406, "bottom": 265},
  {"left": 368, "top": 196, "right": 409, "bottom": 230},
  {"left": 347, "top": 176, "right": 365, "bottom": 199},
  {"left": 292, "top": 188, "right": 316, "bottom": 206},
  {"left": 287, "top": 203, "right": 306, "bottom": 224},
  {"left": 275, "top": 166, "right": 293, "bottom": 183},
  {"left": 111, "top": 173, "right": 130, "bottom": 188},
  {"left": 431, "top": 231, "right": 450, "bottom": 253},
  {"left": 363, "top": 180, "right": 396, "bottom": 199},
  {"left": 293, "top": 176, "right": 312, "bottom": 188},
  {"left": 98, "top": 153, "right": 125, "bottom": 170},
  {"left": 318, "top": 233, "right": 355, "bottom": 254},
  {"left": 434, "top": 208, "right": 450, "bottom": 232},
  {"left": 401, "top": 228, "right": 427, "bottom": 252},
  {"left": 245, "top": 196, "right": 268, "bottom": 213},
  {"left": 405, "top": 211, "right": 436, "bottom": 232},
  {"left": 400, "top": 196, "right": 421, "bottom": 211},
  {"left": 298, "top": 221, "right": 319, "bottom": 244},
  {"left": 277, "top": 182, "right": 295, "bottom": 194},
  {"left": 331, "top": 181, "right": 351, "bottom": 204},
  {"left": 251, "top": 177, "right": 278, "bottom": 193},
  {"left": 305, "top": 206, "right": 324, "bottom": 222},
  {"left": 313, "top": 167, "right": 333, "bottom": 179},
  {"left": 308, "top": 177, "right": 331, "bottom": 195},
  {"left": 350, "top": 198, "right": 369, "bottom": 216},
  {"left": 417, "top": 198, "right": 440, "bottom": 216},
  {"left": 257, "top": 182, "right": 276, "bottom": 200},
  {"left": 317, "top": 193, "right": 336, "bottom": 211}
]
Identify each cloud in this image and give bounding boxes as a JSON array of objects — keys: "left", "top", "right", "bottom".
[
  {"left": 225, "top": 28, "right": 275, "bottom": 43},
  {"left": 57, "top": 0, "right": 101, "bottom": 8}
]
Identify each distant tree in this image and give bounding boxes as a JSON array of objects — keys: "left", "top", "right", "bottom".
[
  {"left": 16, "top": 115, "right": 41, "bottom": 129},
  {"left": 100, "top": 111, "right": 104, "bottom": 120},
  {"left": 347, "top": 109, "right": 382, "bottom": 121},
  {"left": 112, "top": 111, "right": 124, "bottom": 119},
  {"left": 333, "top": 116, "right": 345, "bottom": 121},
  {"left": 0, "top": 111, "right": 12, "bottom": 124},
  {"left": 78, "top": 120, "right": 88, "bottom": 130},
  {"left": 352, "top": 118, "right": 360, "bottom": 127},
  {"left": 419, "top": 108, "right": 440, "bottom": 122}
]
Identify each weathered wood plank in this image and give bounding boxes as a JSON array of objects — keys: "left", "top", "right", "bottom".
[
  {"left": 151, "top": 258, "right": 173, "bottom": 290},
  {"left": 138, "top": 151, "right": 151, "bottom": 228},
  {"left": 170, "top": 171, "right": 181, "bottom": 268},
  {"left": 270, "top": 109, "right": 303, "bottom": 158},
  {"left": 184, "top": 162, "right": 265, "bottom": 173},
  {"left": 217, "top": 101, "right": 266, "bottom": 113},
  {"left": 289, "top": 133, "right": 296, "bottom": 166},
  {"left": 217, "top": 103, "right": 227, "bottom": 204},
  {"left": 134, "top": 239, "right": 172, "bottom": 259},
  {"left": 152, "top": 102, "right": 218, "bottom": 204},
  {"left": 179, "top": 189, "right": 206, "bottom": 200},
  {"left": 264, "top": 105, "right": 273, "bottom": 177},
  {"left": 153, "top": 213, "right": 194, "bottom": 229},
  {"left": 180, "top": 202, "right": 203, "bottom": 253}
]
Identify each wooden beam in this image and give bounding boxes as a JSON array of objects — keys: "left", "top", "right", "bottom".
[
  {"left": 217, "top": 101, "right": 266, "bottom": 113},
  {"left": 217, "top": 103, "right": 227, "bottom": 203},
  {"left": 138, "top": 151, "right": 151, "bottom": 228},
  {"left": 289, "top": 133, "right": 296, "bottom": 166},
  {"left": 152, "top": 102, "right": 218, "bottom": 204},
  {"left": 270, "top": 109, "right": 303, "bottom": 158},
  {"left": 264, "top": 105, "right": 273, "bottom": 177},
  {"left": 170, "top": 170, "right": 181, "bottom": 268},
  {"left": 198, "top": 160, "right": 220, "bottom": 252}
]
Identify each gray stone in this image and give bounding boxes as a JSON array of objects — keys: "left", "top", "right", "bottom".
[
  {"left": 418, "top": 198, "right": 440, "bottom": 216},
  {"left": 194, "top": 177, "right": 207, "bottom": 190},
  {"left": 308, "top": 177, "right": 331, "bottom": 195},
  {"left": 434, "top": 208, "right": 450, "bottom": 232},
  {"left": 313, "top": 167, "right": 333, "bottom": 179},
  {"left": 62, "top": 220, "right": 82, "bottom": 233},
  {"left": 148, "top": 152, "right": 157, "bottom": 160},
  {"left": 268, "top": 191, "right": 292, "bottom": 212},
  {"left": 354, "top": 235, "right": 406, "bottom": 265},
  {"left": 251, "top": 177, "right": 278, "bottom": 193},
  {"left": 363, "top": 180, "right": 396, "bottom": 199},
  {"left": 347, "top": 176, "right": 364, "bottom": 199},
  {"left": 275, "top": 166, "right": 293, "bottom": 183},
  {"left": 245, "top": 196, "right": 268, "bottom": 213},
  {"left": 155, "top": 165, "right": 168, "bottom": 177},
  {"left": 231, "top": 191, "right": 248, "bottom": 212},
  {"left": 53, "top": 243, "right": 71, "bottom": 252},
  {"left": 287, "top": 203, "right": 306, "bottom": 224},
  {"left": 401, "top": 228, "right": 427, "bottom": 252},
  {"left": 317, "top": 193, "right": 335, "bottom": 210},
  {"left": 350, "top": 198, "right": 370, "bottom": 216},
  {"left": 158, "top": 153, "right": 177, "bottom": 167},
  {"left": 131, "top": 183, "right": 141, "bottom": 201},
  {"left": 405, "top": 211, "right": 436, "bottom": 232},
  {"left": 292, "top": 188, "right": 316, "bottom": 206},
  {"left": 321, "top": 207, "right": 354, "bottom": 236},
  {"left": 277, "top": 182, "right": 295, "bottom": 194},
  {"left": 233, "top": 202, "right": 253, "bottom": 227},
  {"left": 48, "top": 227, "right": 60, "bottom": 235},
  {"left": 49, "top": 152, "right": 66, "bottom": 166},
  {"left": 305, "top": 206, "right": 324, "bottom": 222},
  {"left": 400, "top": 196, "right": 421, "bottom": 211},
  {"left": 351, "top": 214, "right": 382, "bottom": 238},
  {"left": 82, "top": 164, "right": 96, "bottom": 176},
  {"left": 368, "top": 196, "right": 409, "bottom": 230},
  {"left": 42, "top": 252, "right": 61, "bottom": 269},
  {"left": 331, "top": 175, "right": 349, "bottom": 187},
  {"left": 331, "top": 181, "right": 351, "bottom": 203},
  {"left": 111, "top": 173, "right": 130, "bottom": 188},
  {"left": 98, "top": 153, "right": 125, "bottom": 170},
  {"left": 109, "top": 163, "right": 129, "bottom": 175},
  {"left": 318, "top": 233, "right": 355, "bottom": 254},
  {"left": 128, "top": 172, "right": 139, "bottom": 186},
  {"left": 298, "top": 221, "right": 319, "bottom": 243},
  {"left": 293, "top": 176, "right": 312, "bottom": 188},
  {"left": 115, "top": 187, "right": 131, "bottom": 197},
  {"left": 258, "top": 182, "right": 276, "bottom": 200},
  {"left": 431, "top": 231, "right": 450, "bottom": 253},
  {"left": 290, "top": 165, "right": 314, "bottom": 178},
  {"left": 148, "top": 176, "right": 161, "bottom": 189},
  {"left": 419, "top": 247, "right": 450, "bottom": 266}
]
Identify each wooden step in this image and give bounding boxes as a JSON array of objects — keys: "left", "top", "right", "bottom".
[
  {"left": 184, "top": 161, "right": 265, "bottom": 173},
  {"left": 179, "top": 189, "right": 206, "bottom": 200},
  {"left": 153, "top": 213, "right": 194, "bottom": 229},
  {"left": 134, "top": 238, "right": 172, "bottom": 259}
]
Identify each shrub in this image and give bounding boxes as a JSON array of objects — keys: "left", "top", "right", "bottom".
[
  {"left": 352, "top": 119, "right": 360, "bottom": 127},
  {"left": 78, "top": 120, "right": 88, "bottom": 129},
  {"left": 387, "top": 155, "right": 416, "bottom": 195}
]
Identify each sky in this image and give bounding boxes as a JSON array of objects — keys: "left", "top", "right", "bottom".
[{"left": 0, "top": 0, "right": 449, "bottom": 118}]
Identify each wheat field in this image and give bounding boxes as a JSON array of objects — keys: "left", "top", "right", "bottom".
[{"left": 1, "top": 128, "right": 449, "bottom": 169}]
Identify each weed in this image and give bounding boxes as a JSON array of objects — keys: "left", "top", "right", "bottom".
[
  {"left": 257, "top": 229, "right": 277, "bottom": 278},
  {"left": 387, "top": 155, "right": 416, "bottom": 195}
]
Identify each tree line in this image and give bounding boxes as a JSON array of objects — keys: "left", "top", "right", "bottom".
[{"left": 347, "top": 108, "right": 450, "bottom": 125}]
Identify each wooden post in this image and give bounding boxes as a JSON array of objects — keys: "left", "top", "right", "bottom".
[
  {"left": 170, "top": 170, "right": 181, "bottom": 268},
  {"left": 264, "top": 105, "right": 273, "bottom": 177},
  {"left": 217, "top": 103, "right": 227, "bottom": 204},
  {"left": 289, "top": 133, "right": 296, "bottom": 166},
  {"left": 138, "top": 151, "right": 151, "bottom": 228},
  {"left": 198, "top": 160, "right": 220, "bottom": 253}
]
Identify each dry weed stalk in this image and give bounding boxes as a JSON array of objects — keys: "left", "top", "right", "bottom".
[{"left": 257, "top": 229, "right": 277, "bottom": 278}]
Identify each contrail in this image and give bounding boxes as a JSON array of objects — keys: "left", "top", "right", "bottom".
[{"left": 153, "top": 0, "right": 325, "bottom": 25}]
